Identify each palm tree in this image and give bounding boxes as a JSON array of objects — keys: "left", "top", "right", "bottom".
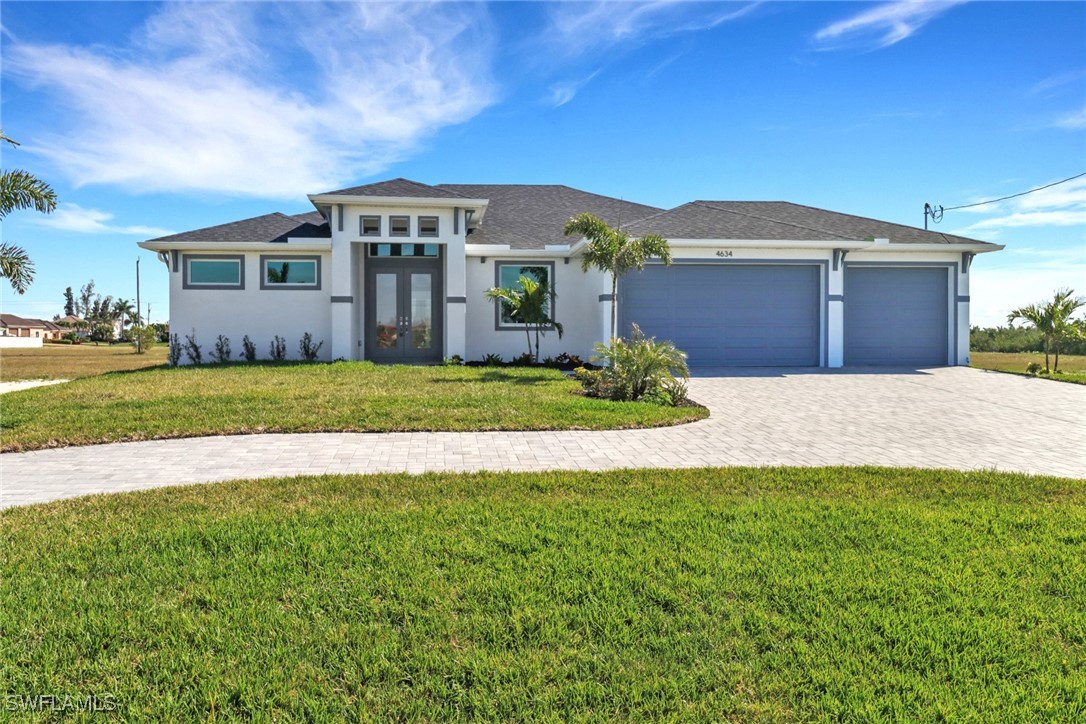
[
  {"left": 563, "top": 213, "right": 671, "bottom": 341},
  {"left": 0, "top": 131, "right": 57, "bottom": 294},
  {"left": 1008, "top": 288, "right": 1085, "bottom": 372},
  {"left": 113, "top": 299, "right": 136, "bottom": 337},
  {"left": 484, "top": 274, "right": 563, "bottom": 363}
]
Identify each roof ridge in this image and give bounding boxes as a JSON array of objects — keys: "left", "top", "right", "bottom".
[
  {"left": 691, "top": 201, "right": 854, "bottom": 241},
  {"left": 769, "top": 199, "right": 967, "bottom": 244},
  {"left": 620, "top": 203, "right": 694, "bottom": 231}
]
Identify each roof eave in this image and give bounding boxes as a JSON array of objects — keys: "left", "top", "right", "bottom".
[
  {"left": 308, "top": 193, "right": 490, "bottom": 215},
  {"left": 138, "top": 240, "right": 332, "bottom": 252}
]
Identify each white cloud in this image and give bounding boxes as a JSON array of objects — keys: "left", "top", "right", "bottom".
[
  {"left": 4, "top": 2, "right": 496, "bottom": 200},
  {"left": 31, "top": 203, "right": 174, "bottom": 237},
  {"left": 547, "top": 70, "right": 601, "bottom": 108},
  {"left": 1028, "top": 69, "right": 1085, "bottom": 98},
  {"left": 1052, "top": 106, "right": 1086, "bottom": 130},
  {"left": 542, "top": 1, "right": 760, "bottom": 60},
  {"left": 814, "top": 1, "right": 965, "bottom": 51}
]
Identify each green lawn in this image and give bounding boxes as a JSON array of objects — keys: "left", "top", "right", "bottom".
[
  {"left": 0, "top": 362, "right": 705, "bottom": 452},
  {"left": 0, "top": 343, "right": 169, "bottom": 381},
  {"left": 2, "top": 467, "right": 1083, "bottom": 719},
  {"left": 971, "top": 351, "right": 1086, "bottom": 385}
]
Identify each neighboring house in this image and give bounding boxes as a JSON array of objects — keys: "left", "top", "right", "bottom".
[
  {"left": 40, "top": 320, "right": 63, "bottom": 340},
  {"left": 0, "top": 314, "right": 47, "bottom": 347},
  {"left": 138, "top": 178, "right": 1002, "bottom": 368}
]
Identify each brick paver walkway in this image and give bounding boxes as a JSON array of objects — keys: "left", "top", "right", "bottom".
[{"left": 2, "top": 367, "right": 1083, "bottom": 508}]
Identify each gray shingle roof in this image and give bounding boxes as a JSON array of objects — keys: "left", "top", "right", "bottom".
[
  {"left": 624, "top": 201, "right": 997, "bottom": 246},
  {"left": 319, "top": 178, "right": 467, "bottom": 199},
  {"left": 437, "top": 184, "right": 663, "bottom": 249},
  {"left": 146, "top": 212, "right": 330, "bottom": 244}
]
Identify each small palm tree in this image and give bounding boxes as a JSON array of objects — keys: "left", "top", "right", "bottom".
[
  {"left": 564, "top": 213, "right": 671, "bottom": 341},
  {"left": 1008, "top": 288, "right": 1085, "bottom": 372},
  {"left": 0, "top": 131, "right": 57, "bottom": 294},
  {"left": 484, "top": 274, "right": 563, "bottom": 363}
]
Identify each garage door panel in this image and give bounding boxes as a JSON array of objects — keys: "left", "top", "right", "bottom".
[
  {"left": 620, "top": 264, "right": 820, "bottom": 367},
  {"left": 844, "top": 267, "right": 948, "bottom": 366}
]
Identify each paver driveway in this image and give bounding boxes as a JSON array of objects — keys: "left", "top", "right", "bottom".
[{"left": 2, "top": 367, "right": 1083, "bottom": 508}]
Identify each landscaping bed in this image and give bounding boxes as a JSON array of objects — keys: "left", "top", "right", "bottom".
[
  {"left": 2, "top": 467, "right": 1082, "bottom": 719},
  {"left": 0, "top": 361, "right": 706, "bottom": 452}
]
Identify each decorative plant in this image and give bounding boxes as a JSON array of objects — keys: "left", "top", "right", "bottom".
[
  {"left": 129, "top": 325, "right": 156, "bottom": 355},
  {"left": 211, "top": 335, "right": 232, "bottom": 364},
  {"left": 299, "top": 332, "right": 323, "bottom": 361},
  {"left": 577, "top": 324, "right": 689, "bottom": 403},
  {"left": 241, "top": 335, "right": 257, "bottom": 362},
  {"left": 484, "top": 274, "right": 563, "bottom": 363},
  {"left": 563, "top": 212, "right": 671, "bottom": 341},
  {"left": 1008, "top": 288, "right": 1085, "bottom": 372},
  {"left": 482, "top": 353, "right": 503, "bottom": 366},
  {"left": 182, "top": 331, "right": 203, "bottom": 365},
  {"left": 167, "top": 334, "right": 182, "bottom": 366},
  {"left": 269, "top": 335, "right": 287, "bottom": 361}
]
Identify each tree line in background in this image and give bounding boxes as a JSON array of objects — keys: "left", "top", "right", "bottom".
[
  {"left": 972, "top": 288, "right": 1086, "bottom": 370},
  {"left": 54, "top": 280, "right": 168, "bottom": 348}
]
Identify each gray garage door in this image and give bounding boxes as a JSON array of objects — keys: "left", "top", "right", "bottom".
[
  {"left": 619, "top": 264, "right": 820, "bottom": 367},
  {"left": 844, "top": 266, "right": 949, "bottom": 366}
]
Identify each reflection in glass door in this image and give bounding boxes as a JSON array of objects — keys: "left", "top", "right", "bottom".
[{"left": 365, "top": 261, "right": 442, "bottom": 363}]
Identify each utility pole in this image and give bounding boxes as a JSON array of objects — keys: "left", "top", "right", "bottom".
[{"left": 135, "top": 257, "right": 142, "bottom": 353}]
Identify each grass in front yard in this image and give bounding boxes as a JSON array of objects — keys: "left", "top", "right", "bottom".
[
  {"left": 2, "top": 467, "right": 1083, "bottom": 720},
  {"left": 0, "top": 343, "right": 168, "bottom": 381},
  {"left": 971, "top": 351, "right": 1086, "bottom": 385},
  {"left": 0, "top": 361, "right": 705, "bottom": 451}
]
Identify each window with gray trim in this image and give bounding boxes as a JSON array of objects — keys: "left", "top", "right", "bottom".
[
  {"left": 183, "top": 255, "right": 244, "bottom": 289},
  {"left": 418, "top": 216, "right": 439, "bottom": 237},
  {"left": 360, "top": 215, "right": 381, "bottom": 236},
  {"left": 495, "top": 261, "right": 555, "bottom": 329},
  {"left": 389, "top": 216, "right": 410, "bottom": 236},
  {"left": 260, "top": 255, "right": 321, "bottom": 290}
]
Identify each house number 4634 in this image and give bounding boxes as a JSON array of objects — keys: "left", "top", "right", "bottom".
[{"left": 715, "top": 250, "right": 733, "bottom": 258}]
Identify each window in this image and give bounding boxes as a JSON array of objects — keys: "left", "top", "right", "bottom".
[
  {"left": 418, "top": 216, "right": 439, "bottom": 237},
  {"left": 260, "top": 255, "right": 321, "bottom": 290},
  {"left": 360, "top": 215, "right": 381, "bottom": 237},
  {"left": 389, "top": 216, "right": 410, "bottom": 237},
  {"left": 368, "top": 243, "right": 439, "bottom": 258},
  {"left": 184, "top": 255, "right": 244, "bottom": 289},
  {"left": 495, "top": 262, "right": 554, "bottom": 328}
]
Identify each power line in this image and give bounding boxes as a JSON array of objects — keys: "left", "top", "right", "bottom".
[
  {"left": 943, "top": 171, "right": 1086, "bottom": 211},
  {"left": 924, "top": 171, "right": 1086, "bottom": 228}
]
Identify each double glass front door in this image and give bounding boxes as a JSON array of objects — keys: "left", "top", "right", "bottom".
[{"left": 365, "top": 261, "right": 442, "bottom": 363}]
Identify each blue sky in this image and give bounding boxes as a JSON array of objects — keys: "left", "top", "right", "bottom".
[{"left": 1, "top": 0, "right": 1083, "bottom": 327}]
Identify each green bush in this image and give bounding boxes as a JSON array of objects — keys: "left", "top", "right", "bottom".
[
  {"left": 1025, "top": 361, "right": 1044, "bottom": 375},
  {"left": 578, "top": 325, "right": 689, "bottom": 404}
]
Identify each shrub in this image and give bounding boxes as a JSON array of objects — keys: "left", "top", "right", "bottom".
[
  {"left": 182, "top": 331, "right": 203, "bottom": 365},
  {"left": 443, "top": 355, "right": 464, "bottom": 366},
  {"left": 241, "top": 335, "right": 257, "bottom": 362},
  {"left": 556, "top": 352, "right": 584, "bottom": 369},
  {"left": 167, "top": 334, "right": 182, "bottom": 367},
  {"left": 211, "top": 335, "right": 232, "bottom": 364},
  {"left": 129, "top": 325, "right": 157, "bottom": 354},
  {"left": 580, "top": 325, "right": 689, "bottom": 404},
  {"left": 1026, "top": 361, "right": 1044, "bottom": 375},
  {"left": 47, "top": 338, "right": 73, "bottom": 345},
  {"left": 511, "top": 352, "right": 534, "bottom": 366},
  {"left": 299, "top": 332, "right": 323, "bottom": 361},
  {"left": 62, "top": 331, "right": 80, "bottom": 344},
  {"left": 482, "top": 353, "right": 503, "bottom": 366},
  {"left": 269, "top": 335, "right": 287, "bottom": 361},
  {"left": 89, "top": 322, "right": 114, "bottom": 345}
]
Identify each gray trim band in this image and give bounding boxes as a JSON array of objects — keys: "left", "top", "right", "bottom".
[
  {"left": 331, "top": 296, "right": 353, "bottom": 303},
  {"left": 828, "top": 294, "right": 844, "bottom": 302},
  {"left": 598, "top": 294, "right": 614, "bottom": 302},
  {"left": 956, "top": 295, "right": 970, "bottom": 302},
  {"left": 259, "top": 254, "right": 322, "bottom": 290},
  {"left": 446, "top": 296, "right": 467, "bottom": 303}
]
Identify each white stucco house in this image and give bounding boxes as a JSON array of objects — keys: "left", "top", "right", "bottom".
[{"left": 138, "top": 178, "right": 1002, "bottom": 368}]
